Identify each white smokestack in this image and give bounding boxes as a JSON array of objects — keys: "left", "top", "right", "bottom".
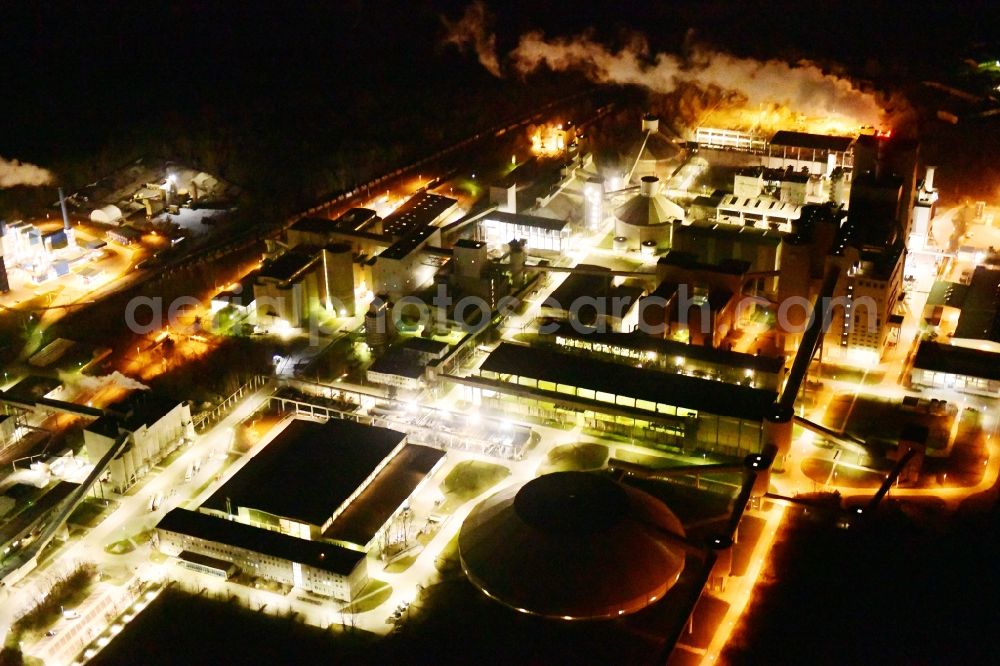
[
  {"left": 924, "top": 166, "right": 936, "bottom": 192},
  {"left": 826, "top": 153, "right": 836, "bottom": 177},
  {"left": 0, "top": 156, "right": 55, "bottom": 188},
  {"left": 639, "top": 175, "right": 659, "bottom": 197}
]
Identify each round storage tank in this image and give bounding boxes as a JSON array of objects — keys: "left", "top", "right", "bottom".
[
  {"left": 613, "top": 177, "right": 681, "bottom": 251},
  {"left": 459, "top": 471, "right": 687, "bottom": 620},
  {"left": 613, "top": 236, "right": 629, "bottom": 252},
  {"left": 640, "top": 240, "right": 657, "bottom": 256}
]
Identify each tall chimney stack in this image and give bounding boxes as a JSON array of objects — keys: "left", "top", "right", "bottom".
[{"left": 58, "top": 188, "right": 70, "bottom": 231}]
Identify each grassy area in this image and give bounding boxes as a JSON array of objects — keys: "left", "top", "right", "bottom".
[
  {"left": 384, "top": 554, "right": 418, "bottom": 574},
  {"left": 104, "top": 538, "right": 135, "bottom": 555},
  {"left": 341, "top": 579, "right": 392, "bottom": 614},
  {"left": 67, "top": 497, "right": 114, "bottom": 528},
  {"left": 105, "top": 528, "right": 155, "bottom": 555},
  {"left": 538, "top": 443, "right": 609, "bottom": 474},
  {"left": 438, "top": 460, "right": 510, "bottom": 511},
  {"left": 433, "top": 533, "right": 461, "bottom": 576}
]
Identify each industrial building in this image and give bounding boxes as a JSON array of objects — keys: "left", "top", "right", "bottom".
[
  {"left": 908, "top": 166, "right": 939, "bottom": 251},
  {"left": 451, "top": 342, "right": 776, "bottom": 456},
  {"left": 732, "top": 165, "right": 847, "bottom": 207},
  {"left": 446, "top": 238, "right": 517, "bottom": 309},
  {"left": 671, "top": 221, "right": 782, "bottom": 292},
  {"left": 0, "top": 191, "right": 80, "bottom": 289},
  {"left": 639, "top": 253, "right": 753, "bottom": 348},
  {"left": 84, "top": 395, "right": 193, "bottom": 494},
  {"left": 156, "top": 508, "right": 368, "bottom": 601},
  {"left": 714, "top": 194, "right": 802, "bottom": 232},
  {"left": 909, "top": 341, "right": 1000, "bottom": 398},
  {"left": 202, "top": 418, "right": 406, "bottom": 539},
  {"left": 252, "top": 242, "right": 357, "bottom": 327},
  {"left": 950, "top": 267, "right": 1000, "bottom": 352},
  {"left": 459, "top": 471, "right": 686, "bottom": 620},
  {"left": 628, "top": 114, "right": 685, "bottom": 181},
  {"left": 763, "top": 130, "right": 855, "bottom": 173},
  {"left": 366, "top": 337, "right": 450, "bottom": 392},
  {"left": 322, "top": 443, "right": 446, "bottom": 550},
  {"left": 480, "top": 210, "right": 569, "bottom": 252},
  {"left": 200, "top": 418, "right": 444, "bottom": 553},
  {"left": 541, "top": 321, "right": 785, "bottom": 391},
  {"left": 821, "top": 181, "right": 907, "bottom": 362},
  {"left": 693, "top": 127, "right": 767, "bottom": 153},
  {"left": 370, "top": 192, "right": 456, "bottom": 298},
  {"left": 540, "top": 266, "right": 644, "bottom": 333},
  {"left": 921, "top": 267, "right": 1000, "bottom": 353}
]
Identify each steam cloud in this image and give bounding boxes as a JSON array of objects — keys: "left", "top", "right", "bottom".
[
  {"left": 442, "top": 4, "right": 883, "bottom": 125},
  {"left": 59, "top": 371, "right": 150, "bottom": 394},
  {"left": 511, "top": 33, "right": 882, "bottom": 124},
  {"left": 440, "top": 1, "right": 501, "bottom": 77},
  {"left": 0, "top": 156, "right": 55, "bottom": 188}
]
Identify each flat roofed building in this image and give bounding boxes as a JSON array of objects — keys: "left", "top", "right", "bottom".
[
  {"left": 480, "top": 211, "right": 569, "bottom": 252},
  {"left": 694, "top": 127, "right": 767, "bottom": 153},
  {"left": 156, "top": 508, "right": 367, "bottom": 601},
  {"left": 461, "top": 342, "right": 776, "bottom": 456},
  {"left": 211, "top": 272, "right": 258, "bottom": 314},
  {"left": 909, "top": 341, "right": 1000, "bottom": 397},
  {"left": 716, "top": 195, "right": 801, "bottom": 232},
  {"left": 374, "top": 220, "right": 444, "bottom": 298},
  {"left": 671, "top": 220, "right": 781, "bottom": 290},
  {"left": 106, "top": 225, "right": 142, "bottom": 246},
  {"left": 540, "top": 267, "right": 643, "bottom": 332},
  {"left": 202, "top": 418, "right": 407, "bottom": 539},
  {"left": 764, "top": 131, "right": 855, "bottom": 173},
  {"left": 381, "top": 191, "right": 457, "bottom": 238},
  {"left": 253, "top": 248, "right": 320, "bottom": 327},
  {"left": 366, "top": 350, "right": 426, "bottom": 391},
  {"left": 323, "top": 444, "right": 446, "bottom": 550},
  {"left": 543, "top": 322, "right": 784, "bottom": 391},
  {"left": 952, "top": 266, "right": 1000, "bottom": 352}
]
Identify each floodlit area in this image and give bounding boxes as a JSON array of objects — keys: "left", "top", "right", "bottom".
[{"left": 1, "top": 14, "right": 999, "bottom": 664}]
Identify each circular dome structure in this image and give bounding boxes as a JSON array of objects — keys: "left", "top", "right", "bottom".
[
  {"left": 613, "top": 176, "right": 683, "bottom": 250},
  {"left": 90, "top": 204, "right": 123, "bottom": 225},
  {"left": 459, "top": 471, "right": 686, "bottom": 620}
]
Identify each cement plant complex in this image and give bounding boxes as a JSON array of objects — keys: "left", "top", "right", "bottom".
[{"left": 1, "top": 3, "right": 999, "bottom": 665}]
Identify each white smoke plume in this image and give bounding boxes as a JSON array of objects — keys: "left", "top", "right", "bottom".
[
  {"left": 509, "top": 32, "right": 883, "bottom": 125},
  {"left": 59, "top": 370, "right": 150, "bottom": 394},
  {"left": 440, "top": 0, "right": 502, "bottom": 77},
  {"left": 441, "top": 3, "right": 884, "bottom": 126},
  {"left": 0, "top": 156, "right": 55, "bottom": 188}
]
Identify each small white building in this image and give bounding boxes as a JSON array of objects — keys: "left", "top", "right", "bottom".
[{"left": 90, "top": 205, "right": 124, "bottom": 225}]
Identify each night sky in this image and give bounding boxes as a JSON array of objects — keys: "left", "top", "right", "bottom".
[{"left": 1, "top": 0, "right": 995, "bottom": 165}]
